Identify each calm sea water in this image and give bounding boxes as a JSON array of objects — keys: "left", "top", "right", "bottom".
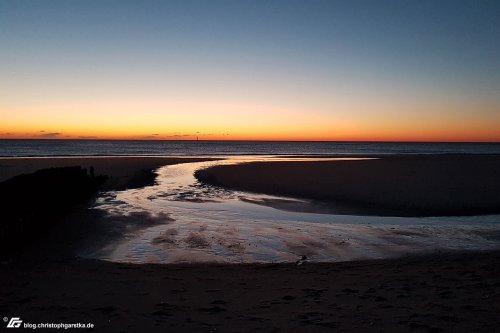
[{"left": 1, "top": 140, "right": 500, "bottom": 157}]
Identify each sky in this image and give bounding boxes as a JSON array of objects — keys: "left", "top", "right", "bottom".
[{"left": 1, "top": 0, "right": 500, "bottom": 141}]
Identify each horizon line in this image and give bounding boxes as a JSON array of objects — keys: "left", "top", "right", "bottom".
[{"left": 1, "top": 138, "right": 500, "bottom": 144}]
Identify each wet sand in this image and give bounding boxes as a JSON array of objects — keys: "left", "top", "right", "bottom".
[{"left": 195, "top": 154, "right": 500, "bottom": 216}]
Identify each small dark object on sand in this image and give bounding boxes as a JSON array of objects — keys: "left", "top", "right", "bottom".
[{"left": 296, "top": 255, "right": 308, "bottom": 265}]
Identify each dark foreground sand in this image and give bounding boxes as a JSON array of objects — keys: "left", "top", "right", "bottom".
[
  {"left": 196, "top": 154, "right": 500, "bottom": 216},
  {"left": 1, "top": 156, "right": 500, "bottom": 332},
  {"left": 1, "top": 251, "right": 499, "bottom": 332}
]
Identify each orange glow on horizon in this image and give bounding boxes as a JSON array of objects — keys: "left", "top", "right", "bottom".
[
  {"left": 1, "top": 95, "right": 499, "bottom": 142},
  {"left": 2, "top": 126, "right": 500, "bottom": 142}
]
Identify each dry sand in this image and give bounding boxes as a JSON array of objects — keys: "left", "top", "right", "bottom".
[
  {"left": 195, "top": 154, "right": 500, "bottom": 216},
  {"left": 1, "top": 251, "right": 499, "bottom": 332}
]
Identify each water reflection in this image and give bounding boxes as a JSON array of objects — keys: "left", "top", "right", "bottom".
[{"left": 91, "top": 156, "right": 500, "bottom": 263}]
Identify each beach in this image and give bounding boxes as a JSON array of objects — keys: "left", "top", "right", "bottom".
[
  {"left": 1, "top": 155, "right": 500, "bottom": 332},
  {"left": 2, "top": 251, "right": 500, "bottom": 332},
  {"left": 0, "top": 156, "right": 217, "bottom": 190},
  {"left": 195, "top": 154, "right": 500, "bottom": 216}
]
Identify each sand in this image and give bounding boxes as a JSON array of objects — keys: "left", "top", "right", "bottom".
[
  {"left": 1, "top": 155, "right": 500, "bottom": 332},
  {"left": 0, "top": 156, "right": 217, "bottom": 190},
  {"left": 195, "top": 154, "right": 500, "bottom": 216},
  {"left": 1, "top": 251, "right": 499, "bottom": 332}
]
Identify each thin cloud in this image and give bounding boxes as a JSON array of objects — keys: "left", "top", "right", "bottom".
[
  {"left": 164, "top": 134, "right": 193, "bottom": 138},
  {"left": 38, "top": 132, "right": 62, "bottom": 138}
]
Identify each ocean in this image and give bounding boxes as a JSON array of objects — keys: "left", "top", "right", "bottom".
[{"left": 1, "top": 139, "right": 500, "bottom": 157}]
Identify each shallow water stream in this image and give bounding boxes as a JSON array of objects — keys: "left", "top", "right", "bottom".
[{"left": 90, "top": 156, "right": 500, "bottom": 263}]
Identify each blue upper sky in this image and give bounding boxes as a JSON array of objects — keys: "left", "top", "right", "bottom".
[{"left": 1, "top": 0, "right": 500, "bottom": 140}]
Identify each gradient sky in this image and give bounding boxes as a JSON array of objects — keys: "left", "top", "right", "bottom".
[{"left": 1, "top": 0, "right": 500, "bottom": 141}]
